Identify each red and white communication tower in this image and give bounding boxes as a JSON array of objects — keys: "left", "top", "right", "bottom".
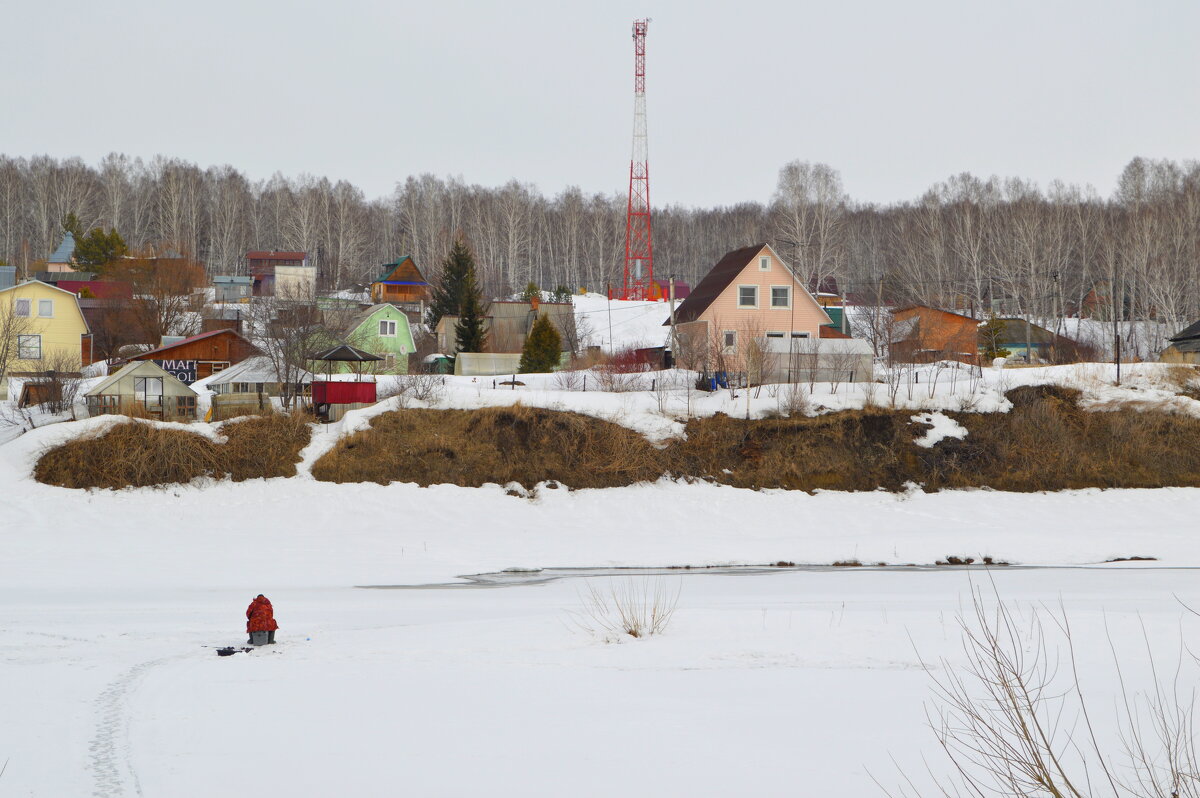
[{"left": 622, "top": 18, "right": 653, "bottom": 300}]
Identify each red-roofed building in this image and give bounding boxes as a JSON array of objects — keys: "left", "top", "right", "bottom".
[
  {"left": 129, "top": 328, "right": 258, "bottom": 381},
  {"left": 55, "top": 281, "right": 134, "bottom": 301}
]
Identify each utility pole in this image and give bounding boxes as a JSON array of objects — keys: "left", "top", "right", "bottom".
[{"left": 668, "top": 274, "right": 677, "bottom": 365}]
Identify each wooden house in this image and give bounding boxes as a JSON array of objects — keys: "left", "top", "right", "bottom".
[
  {"left": 370, "top": 256, "right": 431, "bottom": 309},
  {"left": 435, "top": 300, "right": 573, "bottom": 358},
  {"left": 1, "top": 280, "right": 93, "bottom": 399},
  {"left": 341, "top": 304, "right": 415, "bottom": 374},
  {"left": 1160, "top": 320, "right": 1200, "bottom": 365},
  {"left": 84, "top": 361, "right": 198, "bottom": 420},
  {"left": 129, "top": 328, "right": 257, "bottom": 381},
  {"left": 889, "top": 306, "right": 980, "bottom": 365},
  {"left": 246, "top": 251, "right": 311, "bottom": 297}
]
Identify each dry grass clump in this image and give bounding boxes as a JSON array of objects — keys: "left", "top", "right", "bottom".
[
  {"left": 220, "top": 412, "right": 313, "bottom": 481},
  {"left": 312, "top": 404, "right": 663, "bottom": 488},
  {"left": 34, "top": 413, "right": 313, "bottom": 489},
  {"left": 674, "top": 409, "right": 916, "bottom": 491},
  {"left": 35, "top": 422, "right": 224, "bottom": 489},
  {"left": 924, "top": 384, "right": 1200, "bottom": 490}
]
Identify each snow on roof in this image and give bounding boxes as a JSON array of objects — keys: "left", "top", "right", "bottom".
[{"left": 206, "top": 356, "right": 313, "bottom": 385}]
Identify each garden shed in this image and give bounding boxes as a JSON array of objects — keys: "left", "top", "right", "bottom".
[{"left": 84, "top": 361, "right": 199, "bottom": 420}]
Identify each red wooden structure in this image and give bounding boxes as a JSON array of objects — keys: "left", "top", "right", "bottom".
[{"left": 311, "top": 381, "right": 376, "bottom": 405}]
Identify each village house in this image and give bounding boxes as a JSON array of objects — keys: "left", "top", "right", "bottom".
[
  {"left": 213, "top": 275, "right": 253, "bottom": 303},
  {"left": 206, "top": 355, "right": 313, "bottom": 420},
  {"left": 1160, "top": 320, "right": 1200, "bottom": 365},
  {"left": 129, "top": 328, "right": 258, "bottom": 382},
  {"left": 889, "top": 306, "right": 981, "bottom": 365},
  {"left": 1, "top": 280, "right": 93, "bottom": 399},
  {"left": 84, "top": 360, "right": 198, "bottom": 420},
  {"left": 369, "top": 256, "right": 431, "bottom": 315},
  {"left": 339, "top": 304, "right": 415, "bottom": 374},
  {"left": 435, "top": 298, "right": 573, "bottom": 375},
  {"left": 246, "top": 251, "right": 315, "bottom": 298},
  {"left": 44, "top": 232, "right": 77, "bottom": 273},
  {"left": 665, "top": 243, "right": 833, "bottom": 369}
]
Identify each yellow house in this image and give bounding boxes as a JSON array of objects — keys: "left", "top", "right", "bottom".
[{"left": 1, "top": 280, "right": 92, "bottom": 398}]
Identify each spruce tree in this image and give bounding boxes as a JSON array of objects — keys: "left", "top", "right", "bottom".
[
  {"left": 74, "top": 227, "right": 128, "bottom": 271},
  {"left": 978, "top": 315, "right": 1011, "bottom": 361},
  {"left": 519, "top": 314, "right": 563, "bottom": 373},
  {"left": 520, "top": 281, "right": 540, "bottom": 302},
  {"left": 454, "top": 265, "right": 489, "bottom": 354},
  {"left": 427, "top": 238, "right": 475, "bottom": 332}
]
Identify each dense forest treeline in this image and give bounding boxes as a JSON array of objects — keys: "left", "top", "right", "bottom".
[{"left": 1, "top": 153, "right": 1198, "bottom": 341}]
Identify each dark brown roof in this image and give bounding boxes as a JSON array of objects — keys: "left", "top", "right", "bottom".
[
  {"left": 132, "top": 328, "right": 254, "bottom": 359},
  {"left": 664, "top": 244, "right": 769, "bottom": 325},
  {"left": 1170, "top": 320, "right": 1200, "bottom": 342},
  {"left": 246, "top": 251, "right": 306, "bottom": 261}
]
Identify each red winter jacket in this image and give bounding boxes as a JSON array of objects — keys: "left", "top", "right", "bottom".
[{"left": 246, "top": 596, "right": 279, "bottom": 633}]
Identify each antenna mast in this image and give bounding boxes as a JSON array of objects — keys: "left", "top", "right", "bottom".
[{"left": 622, "top": 18, "right": 653, "bottom": 301}]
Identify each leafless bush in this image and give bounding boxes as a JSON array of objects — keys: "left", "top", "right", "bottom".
[
  {"left": 571, "top": 577, "right": 681, "bottom": 642},
  {"left": 552, "top": 368, "right": 585, "bottom": 391},
  {"left": 384, "top": 372, "right": 447, "bottom": 407},
  {"left": 881, "top": 585, "right": 1200, "bottom": 798},
  {"left": 775, "top": 382, "right": 811, "bottom": 417}
]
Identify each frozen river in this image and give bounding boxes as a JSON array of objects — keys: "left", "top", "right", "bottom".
[{"left": 4, "top": 564, "right": 1196, "bottom": 797}]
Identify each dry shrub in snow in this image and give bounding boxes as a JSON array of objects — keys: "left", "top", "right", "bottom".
[
  {"left": 311, "top": 404, "right": 662, "bottom": 489},
  {"left": 571, "top": 577, "right": 681, "bottom": 641},
  {"left": 882, "top": 586, "right": 1200, "bottom": 798},
  {"left": 383, "top": 372, "right": 447, "bottom": 407},
  {"left": 35, "top": 413, "right": 312, "bottom": 489}
]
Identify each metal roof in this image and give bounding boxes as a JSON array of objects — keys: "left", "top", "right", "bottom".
[{"left": 48, "top": 232, "right": 75, "bottom": 263}]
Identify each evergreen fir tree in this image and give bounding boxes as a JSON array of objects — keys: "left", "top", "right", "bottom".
[
  {"left": 978, "top": 314, "right": 1011, "bottom": 361},
  {"left": 427, "top": 238, "right": 475, "bottom": 332},
  {"left": 454, "top": 265, "right": 488, "bottom": 354},
  {"left": 520, "top": 281, "right": 540, "bottom": 302},
  {"left": 519, "top": 313, "right": 563, "bottom": 373},
  {"left": 552, "top": 285, "right": 572, "bottom": 303},
  {"left": 61, "top": 213, "right": 84, "bottom": 241},
  {"left": 74, "top": 227, "right": 128, "bottom": 271}
]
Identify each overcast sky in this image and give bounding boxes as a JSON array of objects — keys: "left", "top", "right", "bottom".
[{"left": 3, "top": 0, "right": 1196, "bottom": 207}]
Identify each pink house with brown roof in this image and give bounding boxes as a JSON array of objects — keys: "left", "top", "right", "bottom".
[{"left": 667, "top": 243, "right": 832, "bottom": 370}]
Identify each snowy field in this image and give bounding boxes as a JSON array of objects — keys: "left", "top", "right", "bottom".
[
  {"left": 4, "top": 340, "right": 1200, "bottom": 795},
  {"left": 4, "top": 456, "right": 1200, "bottom": 796}
]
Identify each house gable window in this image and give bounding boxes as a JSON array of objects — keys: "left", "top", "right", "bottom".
[
  {"left": 770, "top": 286, "right": 791, "bottom": 309},
  {"left": 759, "top": 256, "right": 770, "bottom": 271},
  {"left": 14, "top": 298, "right": 30, "bottom": 317},
  {"left": 17, "top": 334, "right": 41, "bottom": 359},
  {"left": 38, "top": 299, "right": 53, "bottom": 317},
  {"left": 379, "top": 319, "right": 397, "bottom": 337},
  {"left": 737, "top": 285, "right": 758, "bottom": 308}
]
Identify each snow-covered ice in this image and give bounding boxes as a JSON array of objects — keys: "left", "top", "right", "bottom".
[{"left": 4, "top": 358, "right": 1200, "bottom": 796}]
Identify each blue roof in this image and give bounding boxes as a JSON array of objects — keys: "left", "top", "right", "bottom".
[{"left": 48, "top": 232, "right": 75, "bottom": 264}]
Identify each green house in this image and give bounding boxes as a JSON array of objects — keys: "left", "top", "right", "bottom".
[{"left": 338, "top": 304, "right": 415, "bottom": 374}]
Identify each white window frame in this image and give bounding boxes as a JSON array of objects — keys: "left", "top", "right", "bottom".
[
  {"left": 38, "top": 299, "right": 53, "bottom": 318},
  {"left": 722, "top": 330, "right": 736, "bottom": 354},
  {"left": 737, "top": 285, "right": 759, "bottom": 308},
  {"left": 14, "top": 298, "right": 30, "bottom": 317},
  {"left": 17, "top": 334, "right": 41, "bottom": 360},
  {"left": 210, "top": 362, "right": 230, "bottom": 373},
  {"left": 379, "top": 319, "right": 397, "bottom": 337},
  {"left": 770, "top": 285, "right": 791, "bottom": 309},
  {"left": 758, "top": 256, "right": 770, "bottom": 271}
]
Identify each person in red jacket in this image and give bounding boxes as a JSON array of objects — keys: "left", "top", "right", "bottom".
[{"left": 246, "top": 594, "right": 279, "bottom": 645}]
